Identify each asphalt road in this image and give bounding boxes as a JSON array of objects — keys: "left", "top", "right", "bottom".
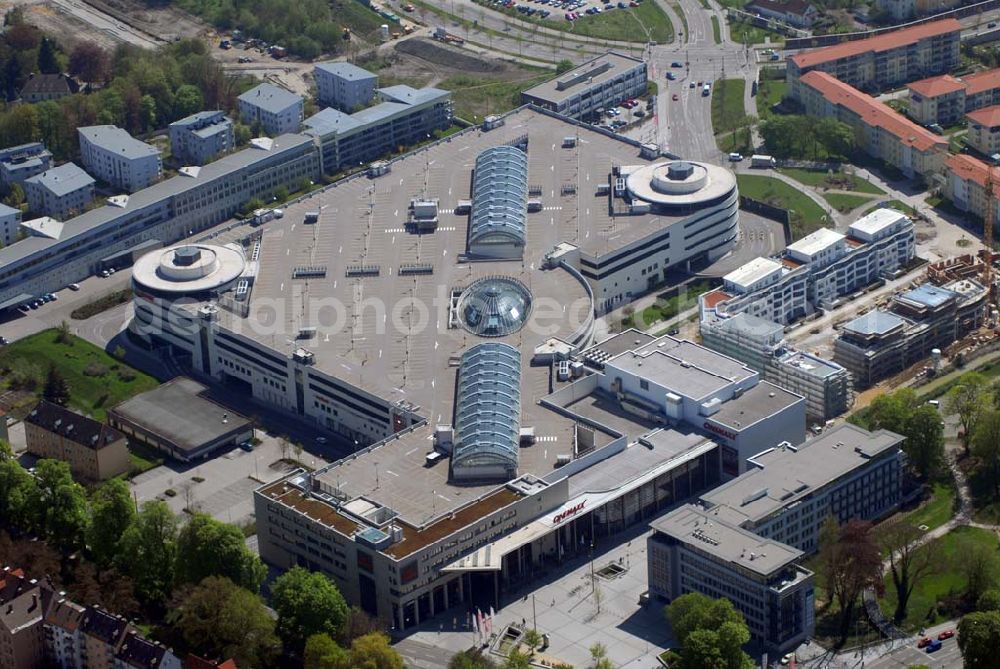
[
  {"left": 28, "top": 0, "right": 164, "bottom": 49},
  {"left": 696, "top": 210, "right": 785, "bottom": 277}
]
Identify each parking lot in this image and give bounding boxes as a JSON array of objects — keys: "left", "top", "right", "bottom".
[{"left": 488, "top": 0, "right": 642, "bottom": 23}]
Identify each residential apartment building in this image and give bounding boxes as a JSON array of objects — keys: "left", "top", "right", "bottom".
[
  {"left": 168, "top": 111, "right": 235, "bottom": 166},
  {"left": 745, "top": 0, "right": 817, "bottom": 28},
  {"left": 701, "top": 208, "right": 915, "bottom": 325},
  {"left": 81, "top": 607, "right": 131, "bottom": 669},
  {"left": 798, "top": 71, "right": 947, "bottom": 179},
  {"left": 19, "top": 73, "right": 79, "bottom": 103},
  {"left": 0, "top": 133, "right": 319, "bottom": 310},
  {"left": 304, "top": 85, "right": 452, "bottom": 175},
  {"left": 78, "top": 126, "right": 162, "bottom": 193},
  {"left": 0, "top": 204, "right": 20, "bottom": 247},
  {"left": 908, "top": 68, "right": 1000, "bottom": 125},
  {"left": 876, "top": 0, "right": 964, "bottom": 22},
  {"left": 0, "top": 567, "right": 48, "bottom": 669},
  {"left": 24, "top": 163, "right": 95, "bottom": 220},
  {"left": 946, "top": 153, "right": 997, "bottom": 225},
  {"left": 238, "top": 83, "right": 304, "bottom": 136},
  {"left": 520, "top": 51, "right": 647, "bottom": 121},
  {"left": 648, "top": 423, "right": 904, "bottom": 655},
  {"left": 24, "top": 400, "right": 130, "bottom": 481},
  {"left": 789, "top": 19, "right": 961, "bottom": 96},
  {"left": 114, "top": 631, "right": 181, "bottom": 669},
  {"left": 700, "top": 312, "right": 852, "bottom": 421},
  {"left": 966, "top": 105, "right": 1000, "bottom": 156},
  {"left": 314, "top": 62, "right": 378, "bottom": 112},
  {"left": 44, "top": 597, "right": 86, "bottom": 669},
  {"left": 834, "top": 278, "right": 988, "bottom": 387},
  {"left": 0, "top": 142, "right": 52, "bottom": 187}
]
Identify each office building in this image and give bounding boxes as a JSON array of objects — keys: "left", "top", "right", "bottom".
[
  {"left": 109, "top": 377, "right": 254, "bottom": 462},
  {"left": 238, "top": 83, "right": 304, "bottom": 136},
  {"left": 24, "top": 162, "right": 95, "bottom": 220},
  {"left": 648, "top": 505, "right": 814, "bottom": 656},
  {"left": 314, "top": 61, "right": 378, "bottom": 112},
  {"left": 797, "top": 71, "right": 947, "bottom": 179},
  {"left": 700, "top": 312, "right": 852, "bottom": 421},
  {"left": 521, "top": 51, "right": 647, "bottom": 121},
  {"left": 834, "top": 278, "right": 987, "bottom": 387},
  {"left": 169, "top": 111, "right": 235, "bottom": 166},
  {"left": 0, "top": 143, "right": 52, "bottom": 187},
  {"left": 304, "top": 85, "right": 451, "bottom": 175},
  {"left": 0, "top": 133, "right": 319, "bottom": 310},
  {"left": 0, "top": 204, "right": 20, "bottom": 247},
  {"left": 908, "top": 68, "right": 1000, "bottom": 126},
  {"left": 24, "top": 400, "right": 130, "bottom": 482},
  {"left": 648, "top": 423, "right": 904, "bottom": 655},
  {"left": 789, "top": 19, "right": 961, "bottom": 96},
  {"left": 78, "top": 126, "right": 162, "bottom": 193},
  {"left": 701, "top": 208, "right": 916, "bottom": 327}
]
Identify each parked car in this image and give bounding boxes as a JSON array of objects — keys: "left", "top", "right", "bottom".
[
  {"left": 0, "top": 336, "right": 7, "bottom": 345},
  {"left": 728, "top": 153, "right": 743, "bottom": 162},
  {"left": 926, "top": 639, "right": 942, "bottom": 653},
  {"left": 666, "top": 72, "right": 675, "bottom": 80},
  {"left": 938, "top": 630, "right": 955, "bottom": 640},
  {"left": 68, "top": 283, "right": 80, "bottom": 291},
  {"left": 689, "top": 81, "right": 696, "bottom": 88},
  {"left": 671, "top": 61, "right": 683, "bottom": 68},
  {"left": 672, "top": 93, "right": 678, "bottom": 100},
  {"left": 917, "top": 637, "right": 933, "bottom": 648}
]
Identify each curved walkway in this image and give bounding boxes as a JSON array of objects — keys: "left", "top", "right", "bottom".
[{"left": 735, "top": 166, "right": 845, "bottom": 227}]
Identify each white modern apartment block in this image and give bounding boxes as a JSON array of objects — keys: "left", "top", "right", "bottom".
[
  {"left": 701, "top": 209, "right": 915, "bottom": 326},
  {"left": 169, "top": 111, "right": 235, "bottom": 166},
  {"left": 521, "top": 51, "right": 647, "bottom": 121},
  {"left": 0, "top": 203, "right": 20, "bottom": 247},
  {"left": 314, "top": 61, "right": 378, "bottom": 112},
  {"left": 24, "top": 162, "right": 95, "bottom": 220},
  {"left": 0, "top": 142, "right": 52, "bottom": 187},
  {"left": 238, "top": 83, "right": 304, "bottom": 136},
  {"left": 78, "top": 125, "right": 162, "bottom": 193}
]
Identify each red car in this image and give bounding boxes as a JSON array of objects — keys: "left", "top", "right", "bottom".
[
  {"left": 917, "top": 637, "right": 933, "bottom": 648},
  {"left": 938, "top": 630, "right": 955, "bottom": 640}
]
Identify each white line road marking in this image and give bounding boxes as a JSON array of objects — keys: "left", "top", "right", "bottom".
[{"left": 385, "top": 470, "right": 400, "bottom": 477}]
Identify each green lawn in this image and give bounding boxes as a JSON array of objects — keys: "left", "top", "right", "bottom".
[
  {"left": 879, "top": 526, "right": 999, "bottom": 631},
  {"left": 777, "top": 168, "right": 885, "bottom": 195},
  {"left": 711, "top": 15, "right": 721, "bottom": 43},
  {"left": 756, "top": 79, "right": 787, "bottom": 117},
  {"left": 823, "top": 192, "right": 876, "bottom": 213},
  {"left": 634, "top": 281, "right": 714, "bottom": 329},
  {"left": 728, "top": 18, "right": 785, "bottom": 44},
  {"left": 670, "top": 2, "right": 688, "bottom": 37},
  {"left": 711, "top": 78, "right": 748, "bottom": 136},
  {"left": 865, "top": 199, "right": 917, "bottom": 218},
  {"left": 905, "top": 481, "right": 957, "bottom": 532},
  {"left": 736, "top": 174, "right": 830, "bottom": 239},
  {"left": 438, "top": 72, "right": 550, "bottom": 121},
  {"left": 0, "top": 330, "right": 158, "bottom": 422}
]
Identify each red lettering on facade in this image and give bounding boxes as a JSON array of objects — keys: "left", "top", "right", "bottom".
[
  {"left": 703, "top": 421, "right": 737, "bottom": 441},
  {"left": 552, "top": 501, "right": 586, "bottom": 524}
]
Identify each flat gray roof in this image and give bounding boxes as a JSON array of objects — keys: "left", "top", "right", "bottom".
[
  {"left": 238, "top": 83, "right": 302, "bottom": 114},
  {"left": 651, "top": 504, "right": 803, "bottom": 576},
  {"left": 25, "top": 162, "right": 94, "bottom": 197},
  {"left": 170, "top": 110, "right": 227, "bottom": 128},
  {"left": 378, "top": 84, "right": 448, "bottom": 106},
  {"left": 708, "top": 381, "right": 803, "bottom": 432},
  {"left": 315, "top": 61, "right": 377, "bottom": 81},
  {"left": 714, "top": 312, "right": 784, "bottom": 339},
  {"left": 777, "top": 350, "right": 845, "bottom": 379},
  {"left": 699, "top": 423, "right": 903, "bottom": 525},
  {"left": 522, "top": 51, "right": 645, "bottom": 105},
  {"left": 78, "top": 125, "right": 159, "bottom": 160},
  {"left": 842, "top": 310, "right": 908, "bottom": 336},
  {"left": 109, "top": 377, "right": 252, "bottom": 454},
  {"left": 580, "top": 329, "right": 658, "bottom": 366}
]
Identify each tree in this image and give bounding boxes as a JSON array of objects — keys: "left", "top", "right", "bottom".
[
  {"left": 821, "top": 519, "right": 882, "bottom": 642},
  {"left": 974, "top": 409, "right": 1000, "bottom": 499},
  {"left": 168, "top": 576, "right": 280, "bottom": 668},
  {"left": 449, "top": 650, "right": 498, "bottom": 669},
  {"left": 30, "top": 459, "right": 89, "bottom": 552},
  {"left": 862, "top": 388, "right": 918, "bottom": 434},
  {"left": 42, "top": 365, "right": 70, "bottom": 406},
  {"left": 115, "top": 500, "right": 178, "bottom": 607},
  {"left": 958, "top": 533, "right": 1000, "bottom": 601},
  {"left": 88, "top": 478, "right": 135, "bottom": 566},
  {"left": 0, "top": 458, "right": 39, "bottom": 533},
  {"left": 946, "top": 372, "right": 990, "bottom": 453},
  {"left": 346, "top": 632, "right": 404, "bottom": 669},
  {"left": 958, "top": 611, "right": 1000, "bottom": 668},
  {"left": 556, "top": 59, "right": 574, "bottom": 74},
  {"left": 3, "top": 183, "right": 24, "bottom": 208},
  {"left": 504, "top": 649, "right": 532, "bottom": 669},
  {"left": 55, "top": 319, "right": 71, "bottom": 344},
  {"left": 174, "top": 513, "right": 265, "bottom": 592},
  {"left": 271, "top": 566, "right": 349, "bottom": 651},
  {"left": 905, "top": 405, "right": 945, "bottom": 479},
  {"left": 304, "top": 633, "right": 348, "bottom": 669},
  {"left": 522, "top": 629, "right": 541, "bottom": 655},
  {"left": 68, "top": 41, "right": 108, "bottom": 84},
  {"left": 173, "top": 84, "right": 204, "bottom": 118},
  {"left": 882, "top": 522, "right": 937, "bottom": 623},
  {"left": 666, "top": 593, "right": 753, "bottom": 669},
  {"left": 37, "top": 37, "right": 59, "bottom": 74},
  {"left": 979, "top": 589, "right": 1000, "bottom": 612},
  {"left": 814, "top": 117, "right": 854, "bottom": 158}
]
